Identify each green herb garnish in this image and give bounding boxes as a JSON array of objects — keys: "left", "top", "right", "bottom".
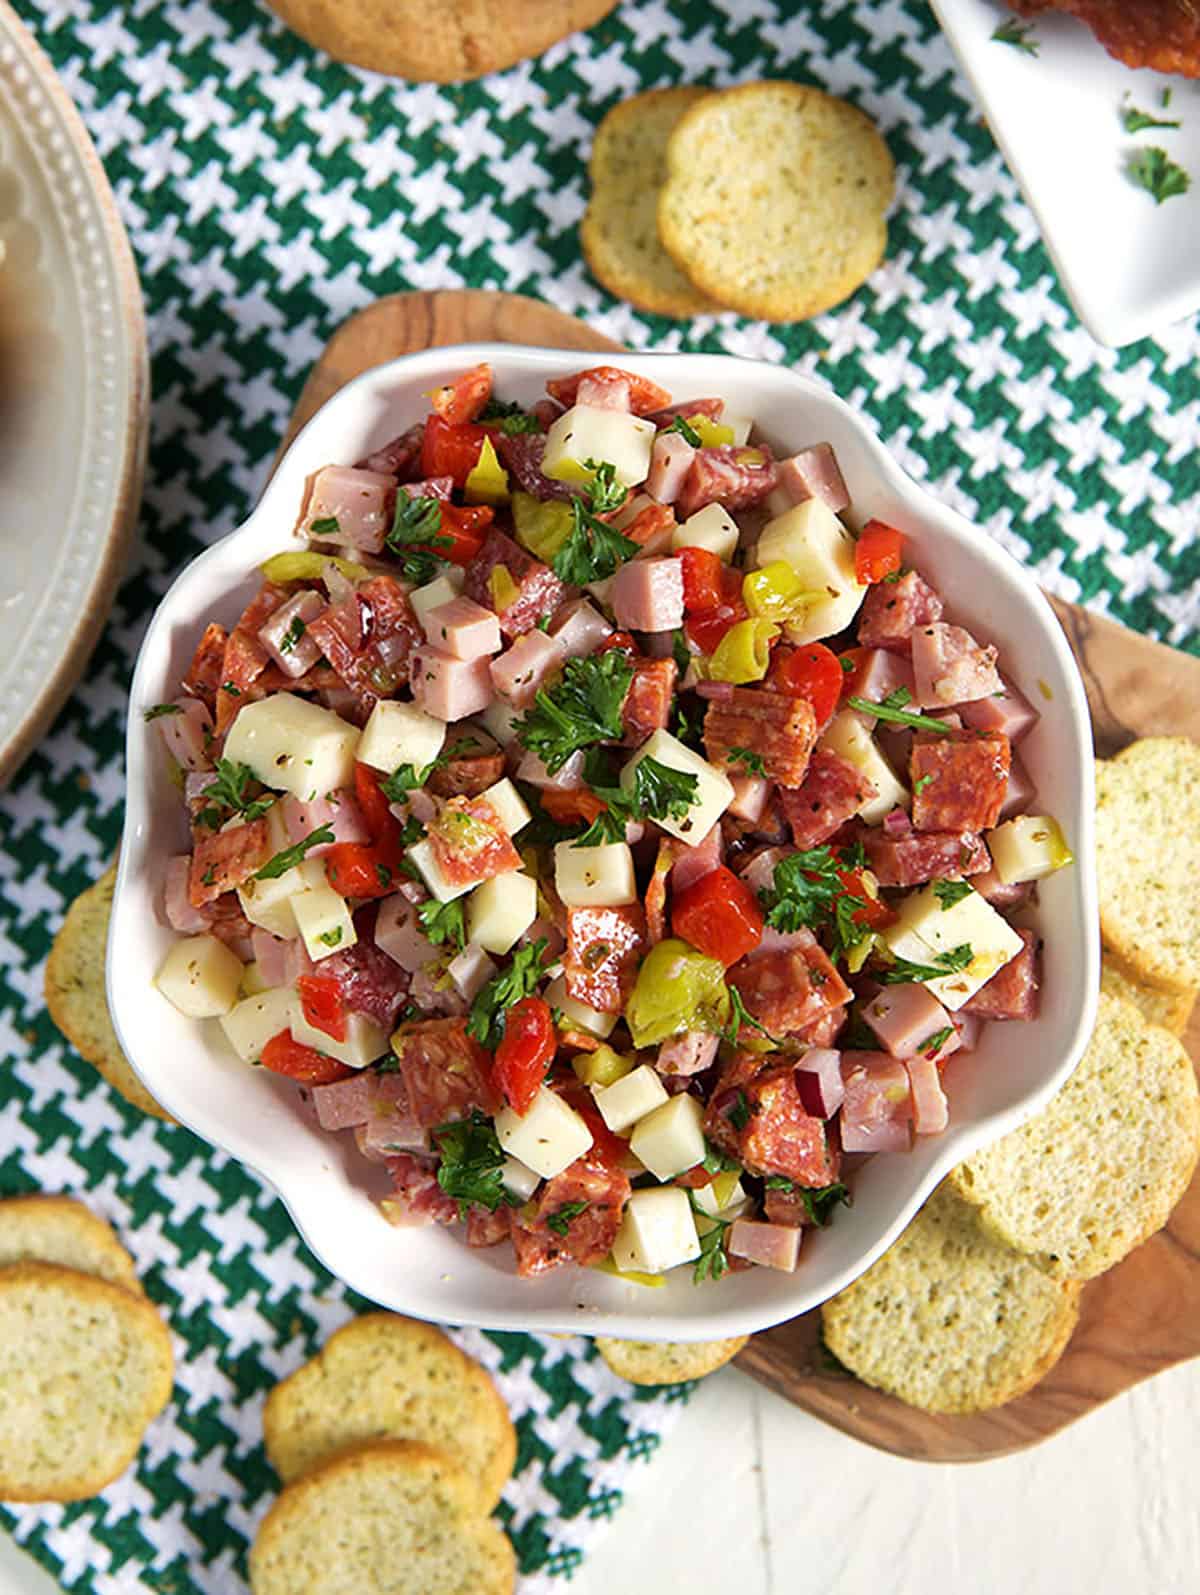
[
  {"left": 933, "top": 879, "right": 974, "bottom": 910},
  {"left": 1127, "top": 146, "right": 1190, "bottom": 205},
  {"left": 431, "top": 1110, "right": 517, "bottom": 1218},
  {"left": 317, "top": 926, "right": 344, "bottom": 947},
  {"left": 417, "top": 898, "right": 468, "bottom": 953},
  {"left": 546, "top": 1200, "right": 589, "bottom": 1237},
  {"left": 143, "top": 703, "right": 183, "bottom": 721},
  {"left": 702, "top": 1141, "right": 740, "bottom": 1176},
  {"left": 723, "top": 986, "right": 780, "bottom": 1047},
  {"left": 310, "top": 515, "right": 340, "bottom": 537},
  {"left": 727, "top": 746, "right": 766, "bottom": 778},
  {"left": 571, "top": 753, "right": 699, "bottom": 847},
  {"left": 513, "top": 651, "right": 634, "bottom": 774},
  {"left": 478, "top": 397, "right": 542, "bottom": 434},
  {"left": 195, "top": 758, "right": 275, "bottom": 829},
  {"left": 991, "top": 18, "right": 1038, "bottom": 54},
  {"left": 759, "top": 846, "right": 844, "bottom": 934},
  {"left": 847, "top": 691, "right": 953, "bottom": 733},
  {"left": 727, "top": 1091, "right": 751, "bottom": 1132},
  {"left": 918, "top": 1026, "right": 954, "bottom": 1057},
  {"left": 666, "top": 414, "right": 703, "bottom": 447},
  {"left": 386, "top": 492, "right": 452, "bottom": 584},
  {"left": 279, "top": 615, "right": 307, "bottom": 654},
  {"left": 253, "top": 824, "right": 335, "bottom": 880},
  {"left": 466, "top": 939, "right": 550, "bottom": 1049},
  {"left": 765, "top": 1178, "right": 850, "bottom": 1228},
  {"left": 881, "top": 944, "right": 974, "bottom": 985},
  {"left": 1122, "top": 104, "right": 1181, "bottom": 134}
]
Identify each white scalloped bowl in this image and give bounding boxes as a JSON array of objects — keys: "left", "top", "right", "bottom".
[{"left": 110, "top": 346, "right": 1098, "bottom": 1342}]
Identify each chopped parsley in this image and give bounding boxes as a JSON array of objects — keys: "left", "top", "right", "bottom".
[
  {"left": 572, "top": 753, "right": 699, "bottom": 847},
  {"left": 765, "top": 1177, "right": 850, "bottom": 1227},
  {"left": 727, "top": 746, "right": 766, "bottom": 778},
  {"left": 195, "top": 758, "right": 275, "bottom": 829},
  {"left": 991, "top": 18, "right": 1038, "bottom": 54},
  {"left": 310, "top": 515, "right": 340, "bottom": 537},
  {"left": 143, "top": 702, "right": 182, "bottom": 721},
  {"left": 253, "top": 824, "right": 335, "bottom": 880},
  {"left": 417, "top": 897, "right": 467, "bottom": 953},
  {"left": 847, "top": 688, "right": 952, "bottom": 733},
  {"left": 672, "top": 628, "right": 691, "bottom": 674},
  {"left": 549, "top": 461, "right": 636, "bottom": 585},
  {"left": 727, "top": 1091, "right": 751, "bottom": 1132},
  {"left": 831, "top": 891, "right": 871, "bottom": 965},
  {"left": 279, "top": 615, "right": 307, "bottom": 654},
  {"left": 466, "top": 939, "right": 549, "bottom": 1049},
  {"left": 1121, "top": 103, "right": 1181, "bottom": 135},
  {"left": 478, "top": 397, "right": 542, "bottom": 434},
  {"left": 723, "top": 986, "right": 780, "bottom": 1047},
  {"left": 918, "top": 1026, "right": 954, "bottom": 1058},
  {"left": 689, "top": 1200, "right": 732, "bottom": 1285},
  {"left": 702, "top": 1141, "right": 741, "bottom": 1176},
  {"left": 759, "top": 846, "right": 844, "bottom": 934},
  {"left": 1127, "top": 146, "right": 1190, "bottom": 205},
  {"left": 672, "top": 695, "right": 706, "bottom": 753},
  {"left": 881, "top": 944, "right": 974, "bottom": 985},
  {"left": 317, "top": 926, "right": 344, "bottom": 948},
  {"left": 431, "top": 1110, "right": 517, "bottom": 1218},
  {"left": 546, "top": 1200, "right": 589, "bottom": 1237},
  {"left": 386, "top": 492, "right": 452, "bottom": 584},
  {"left": 583, "top": 459, "right": 628, "bottom": 516},
  {"left": 513, "top": 651, "right": 634, "bottom": 774},
  {"left": 381, "top": 754, "right": 447, "bottom": 799},
  {"left": 913, "top": 773, "right": 934, "bottom": 795},
  {"left": 221, "top": 682, "right": 242, "bottom": 697},
  {"left": 933, "top": 878, "right": 974, "bottom": 910},
  {"left": 665, "top": 413, "right": 702, "bottom": 447}
]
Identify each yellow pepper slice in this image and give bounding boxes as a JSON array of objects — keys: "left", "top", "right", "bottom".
[
  {"left": 511, "top": 491, "right": 575, "bottom": 563},
  {"left": 260, "top": 551, "right": 368, "bottom": 584},
  {"left": 572, "top": 1045, "right": 635, "bottom": 1088},
  {"left": 707, "top": 618, "right": 779, "bottom": 683},
  {"left": 463, "top": 435, "right": 510, "bottom": 505},
  {"left": 489, "top": 564, "right": 522, "bottom": 611},
  {"left": 689, "top": 416, "right": 735, "bottom": 447}
]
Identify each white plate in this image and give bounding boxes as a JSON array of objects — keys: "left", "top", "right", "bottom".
[
  {"left": 932, "top": 0, "right": 1200, "bottom": 346},
  {"left": 111, "top": 344, "right": 1099, "bottom": 1342},
  {"left": 0, "top": 0, "right": 146, "bottom": 783}
]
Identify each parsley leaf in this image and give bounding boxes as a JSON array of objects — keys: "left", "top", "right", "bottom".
[
  {"left": 672, "top": 628, "right": 691, "bottom": 673},
  {"left": 759, "top": 846, "right": 844, "bottom": 933},
  {"left": 551, "top": 496, "right": 638, "bottom": 586},
  {"left": 478, "top": 397, "right": 542, "bottom": 434},
  {"left": 727, "top": 746, "right": 766, "bottom": 778},
  {"left": 466, "top": 939, "right": 550, "bottom": 1049},
  {"left": 991, "top": 18, "right": 1038, "bottom": 54},
  {"left": 546, "top": 1200, "right": 589, "bottom": 1237},
  {"left": 310, "top": 515, "right": 340, "bottom": 537},
  {"left": 688, "top": 1196, "right": 732, "bottom": 1285},
  {"left": 673, "top": 695, "right": 706, "bottom": 753},
  {"left": 918, "top": 1025, "right": 954, "bottom": 1058},
  {"left": 881, "top": 944, "right": 974, "bottom": 985},
  {"left": 583, "top": 459, "right": 629, "bottom": 515},
  {"left": 1122, "top": 104, "right": 1181, "bottom": 134},
  {"left": 386, "top": 493, "right": 453, "bottom": 584},
  {"left": 727, "top": 1090, "right": 751, "bottom": 1132},
  {"left": 765, "top": 1179, "right": 850, "bottom": 1228},
  {"left": 913, "top": 772, "right": 934, "bottom": 795},
  {"left": 195, "top": 758, "right": 275, "bottom": 829},
  {"left": 278, "top": 615, "right": 307, "bottom": 654},
  {"left": 143, "top": 702, "right": 182, "bottom": 721},
  {"left": 723, "top": 987, "right": 780, "bottom": 1047},
  {"left": 830, "top": 892, "right": 871, "bottom": 965},
  {"left": 253, "top": 824, "right": 335, "bottom": 880},
  {"left": 666, "top": 413, "right": 702, "bottom": 447},
  {"left": 847, "top": 693, "right": 953, "bottom": 733},
  {"left": 933, "top": 879, "right": 974, "bottom": 910},
  {"left": 417, "top": 898, "right": 467, "bottom": 952},
  {"left": 513, "top": 651, "right": 634, "bottom": 774},
  {"left": 1127, "top": 146, "right": 1190, "bottom": 205},
  {"left": 379, "top": 745, "right": 458, "bottom": 800},
  {"left": 571, "top": 753, "right": 698, "bottom": 847},
  {"left": 702, "top": 1141, "right": 741, "bottom": 1176},
  {"left": 431, "top": 1110, "right": 517, "bottom": 1218}
]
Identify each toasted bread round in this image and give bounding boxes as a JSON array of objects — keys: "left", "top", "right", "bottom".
[
  {"left": 657, "top": 81, "right": 894, "bottom": 322},
  {"left": 1096, "top": 737, "right": 1200, "bottom": 995},
  {"left": 0, "top": 1261, "right": 173, "bottom": 1501},
  {"left": 949, "top": 992, "right": 1200, "bottom": 1280},
  {"left": 594, "top": 1334, "right": 748, "bottom": 1385},
  {"left": 44, "top": 863, "right": 172, "bottom": 1122},
  {"left": 0, "top": 1195, "right": 142, "bottom": 1296},
  {"left": 581, "top": 87, "right": 724, "bottom": 318},
  {"left": 263, "top": 1314, "right": 515, "bottom": 1509},
  {"left": 249, "top": 1439, "right": 515, "bottom": 1595},
  {"left": 1100, "top": 952, "right": 1195, "bottom": 1039},
  {"left": 821, "top": 1185, "right": 1082, "bottom": 1415},
  {"left": 263, "top": 0, "right": 616, "bottom": 84}
]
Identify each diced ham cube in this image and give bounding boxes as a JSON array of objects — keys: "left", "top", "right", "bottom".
[
  {"left": 510, "top": 1149, "right": 631, "bottom": 1277},
  {"left": 656, "top": 1030, "right": 719, "bottom": 1077},
  {"left": 164, "top": 856, "right": 209, "bottom": 933},
  {"left": 279, "top": 790, "right": 369, "bottom": 856},
  {"left": 999, "top": 755, "right": 1038, "bottom": 821},
  {"left": 794, "top": 1048, "right": 845, "bottom": 1118},
  {"left": 421, "top": 596, "right": 502, "bottom": 662},
  {"left": 576, "top": 370, "right": 631, "bottom": 410},
  {"left": 910, "top": 731, "right": 1011, "bottom": 834},
  {"left": 733, "top": 1065, "right": 841, "bottom": 1184},
  {"left": 862, "top": 983, "right": 960, "bottom": 1062},
  {"left": 548, "top": 598, "right": 612, "bottom": 660},
  {"left": 189, "top": 818, "right": 271, "bottom": 907},
  {"left": 957, "top": 676, "right": 1039, "bottom": 742},
  {"left": 464, "top": 528, "right": 570, "bottom": 638},
  {"left": 839, "top": 647, "right": 915, "bottom": 710},
  {"left": 258, "top": 590, "right": 326, "bottom": 679},
  {"left": 375, "top": 894, "right": 438, "bottom": 974},
  {"left": 392, "top": 1017, "right": 499, "bottom": 1128},
  {"left": 728, "top": 1219, "right": 802, "bottom": 1273},
  {"left": 963, "top": 928, "right": 1040, "bottom": 1021},
  {"left": 839, "top": 1052, "right": 912, "bottom": 1153},
  {"left": 158, "top": 697, "right": 213, "bottom": 772},
  {"left": 645, "top": 430, "right": 696, "bottom": 504},
  {"left": 489, "top": 629, "right": 565, "bottom": 708},
  {"left": 610, "top": 557, "right": 684, "bottom": 633},
  {"left": 905, "top": 1055, "right": 949, "bottom": 1135},
  {"left": 728, "top": 931, "right": 852, "bottom": 1037},
  {"left": 311, "top": 1071, "right": 377, "bottom": 1132},
  {"left": 971, "top": 864, "right": 1032, "bottom": 909},
  {"left": 427, "top": 795, "right": 522, "bottom": 889},
  {"left": 304, "top": 465, "right": 394, "bottom": 554},
  {"left": 953, "top": 1011, "right": 982, "bottom": 1051},
  {"left": 911, "top": 622, "right": 1002, "bottom": 709},
  {"left": 772, "top": 443, "right": 850, "bottom": 514},
  {"left": 779, "top": 750, "right": 876, "bottom": 849},
  {"left": 863, "top": 827, "right": 990, "bottom": 887},
  {"left": 704, "top": 687, "right": 818, "bottom": 788},
  {"left": 409, "top": 646, "right": 493, "bottom": 721},
  {"left": 564, "top": 903, "right": 648, "bottom": 1014},
  {"left": 621, "top": 657, "right": 677, "bottom": 745},
  {"left": 857, "top": 570, "right": 943, "bottom": 654},
  {"left": 319, "top": 922, "right": 412, "bottom": 1028},
  {"left": 676, "top": 444, "right": 779, "bottom": 520}
]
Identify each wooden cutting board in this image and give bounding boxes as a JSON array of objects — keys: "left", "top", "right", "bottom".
[{"left": 284, "top": 288, "right": 1200, "bottom": 1462}]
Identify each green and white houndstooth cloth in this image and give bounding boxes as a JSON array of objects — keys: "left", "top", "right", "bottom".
[{"left": 2, "top": 0, "right": 1199, "bottom": 1589}]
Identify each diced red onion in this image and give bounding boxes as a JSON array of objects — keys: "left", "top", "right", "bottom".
[
  {"left": 375, "top": 895, "right": 438, "bottom": 974},
  {"left": 794, "top": 1048, "right": 844, "bottom": 1118},
  {"left": 881, "top": 807, "right": 913, "bottom": 840}
]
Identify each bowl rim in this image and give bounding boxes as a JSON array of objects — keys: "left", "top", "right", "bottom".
[{"left": 111, "top": 342, "right": 1099, "bottom": 1341}]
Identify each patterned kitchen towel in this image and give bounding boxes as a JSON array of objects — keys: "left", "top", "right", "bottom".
[{"left": 2, "top": 0, "right": 1199, "bottom": 1587}]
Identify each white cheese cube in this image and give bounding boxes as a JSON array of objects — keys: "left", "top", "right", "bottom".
[
  {"left": 611, "top": 1187, "right": 701, "bottom": 1275},
  {"left": 671, "top": 501, "right": 739, "bottom": 562},
  {"left": 480, "top": 777, "right": 531, "bottom": 837},
  {"left": 155, "top": 935, "right": 243, "bottom": 1018},
  {"left": 357, "top": 700, "right": 446, "bottom": 776},
  {"left": 818, "top": 710, "right": 909, "bottom": 824},
  {"left": 467, "top": 872, "right": 537, "bottom": 956},
  {"left": 620, "top": 728, "right": 734, "bottom": 845},
  {"left": 406, "top": 839, "right": 473, "bottom": 904},
  {"left": 882, "top": 884, "right": 1025, "bottom": 1010},
  {"left": 554, "top": 840, "right": 637, "bottom": 908},
  {"left": 755, "top": 500, "right": 867, "bottom": 645},
  {"left": 223, "top": 693, "right": 360, "bottom": 799},
  {"left": 408, "top": 570, "right": 464, "bottom": 627},
  {"left": 477, "top": 698, "right": 522, "bottom": 748},
  {"left": 543, "top": 404, "right": 656, "bottom": 489},
  {"left": 237, "top": 857, "right": 326, "bottom": 939},
  {"left": 495, "top": 1085, "right": 594, "bottom": 1180},
  {"left": 987, "top": 815, "right": 1073, "bottom": 886},
  {"left": 291, "top": 1007, "right": 390, "bottom": 1069},
  {"left": 629, "top": 1093, "right": 706, "bottom": 1182},
  {"left": 447, "top": 943, "right": 497, "bottom": 1003},
  {"left": 239, "top": 960, "right": 270, "bottom": 998},
  {"left": 543, "top": 974, "right": 618, "bottom": 1040},
  {"left": 220, "top": 986, "right": 301, "bottom": 1063},
  {"left": 291, "top": 883, "right": 357, "bottom": 963},
  {"left": 591, "top": 1065, "right": 669, "bottom": 1135},
  {"left": 501, "top": 1155, "right": 542, "bottom": 1202}
]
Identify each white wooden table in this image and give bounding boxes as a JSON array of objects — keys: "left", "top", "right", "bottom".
[{"left": 3, "top": 1361, "right": 1197, "bottom": 1591}]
